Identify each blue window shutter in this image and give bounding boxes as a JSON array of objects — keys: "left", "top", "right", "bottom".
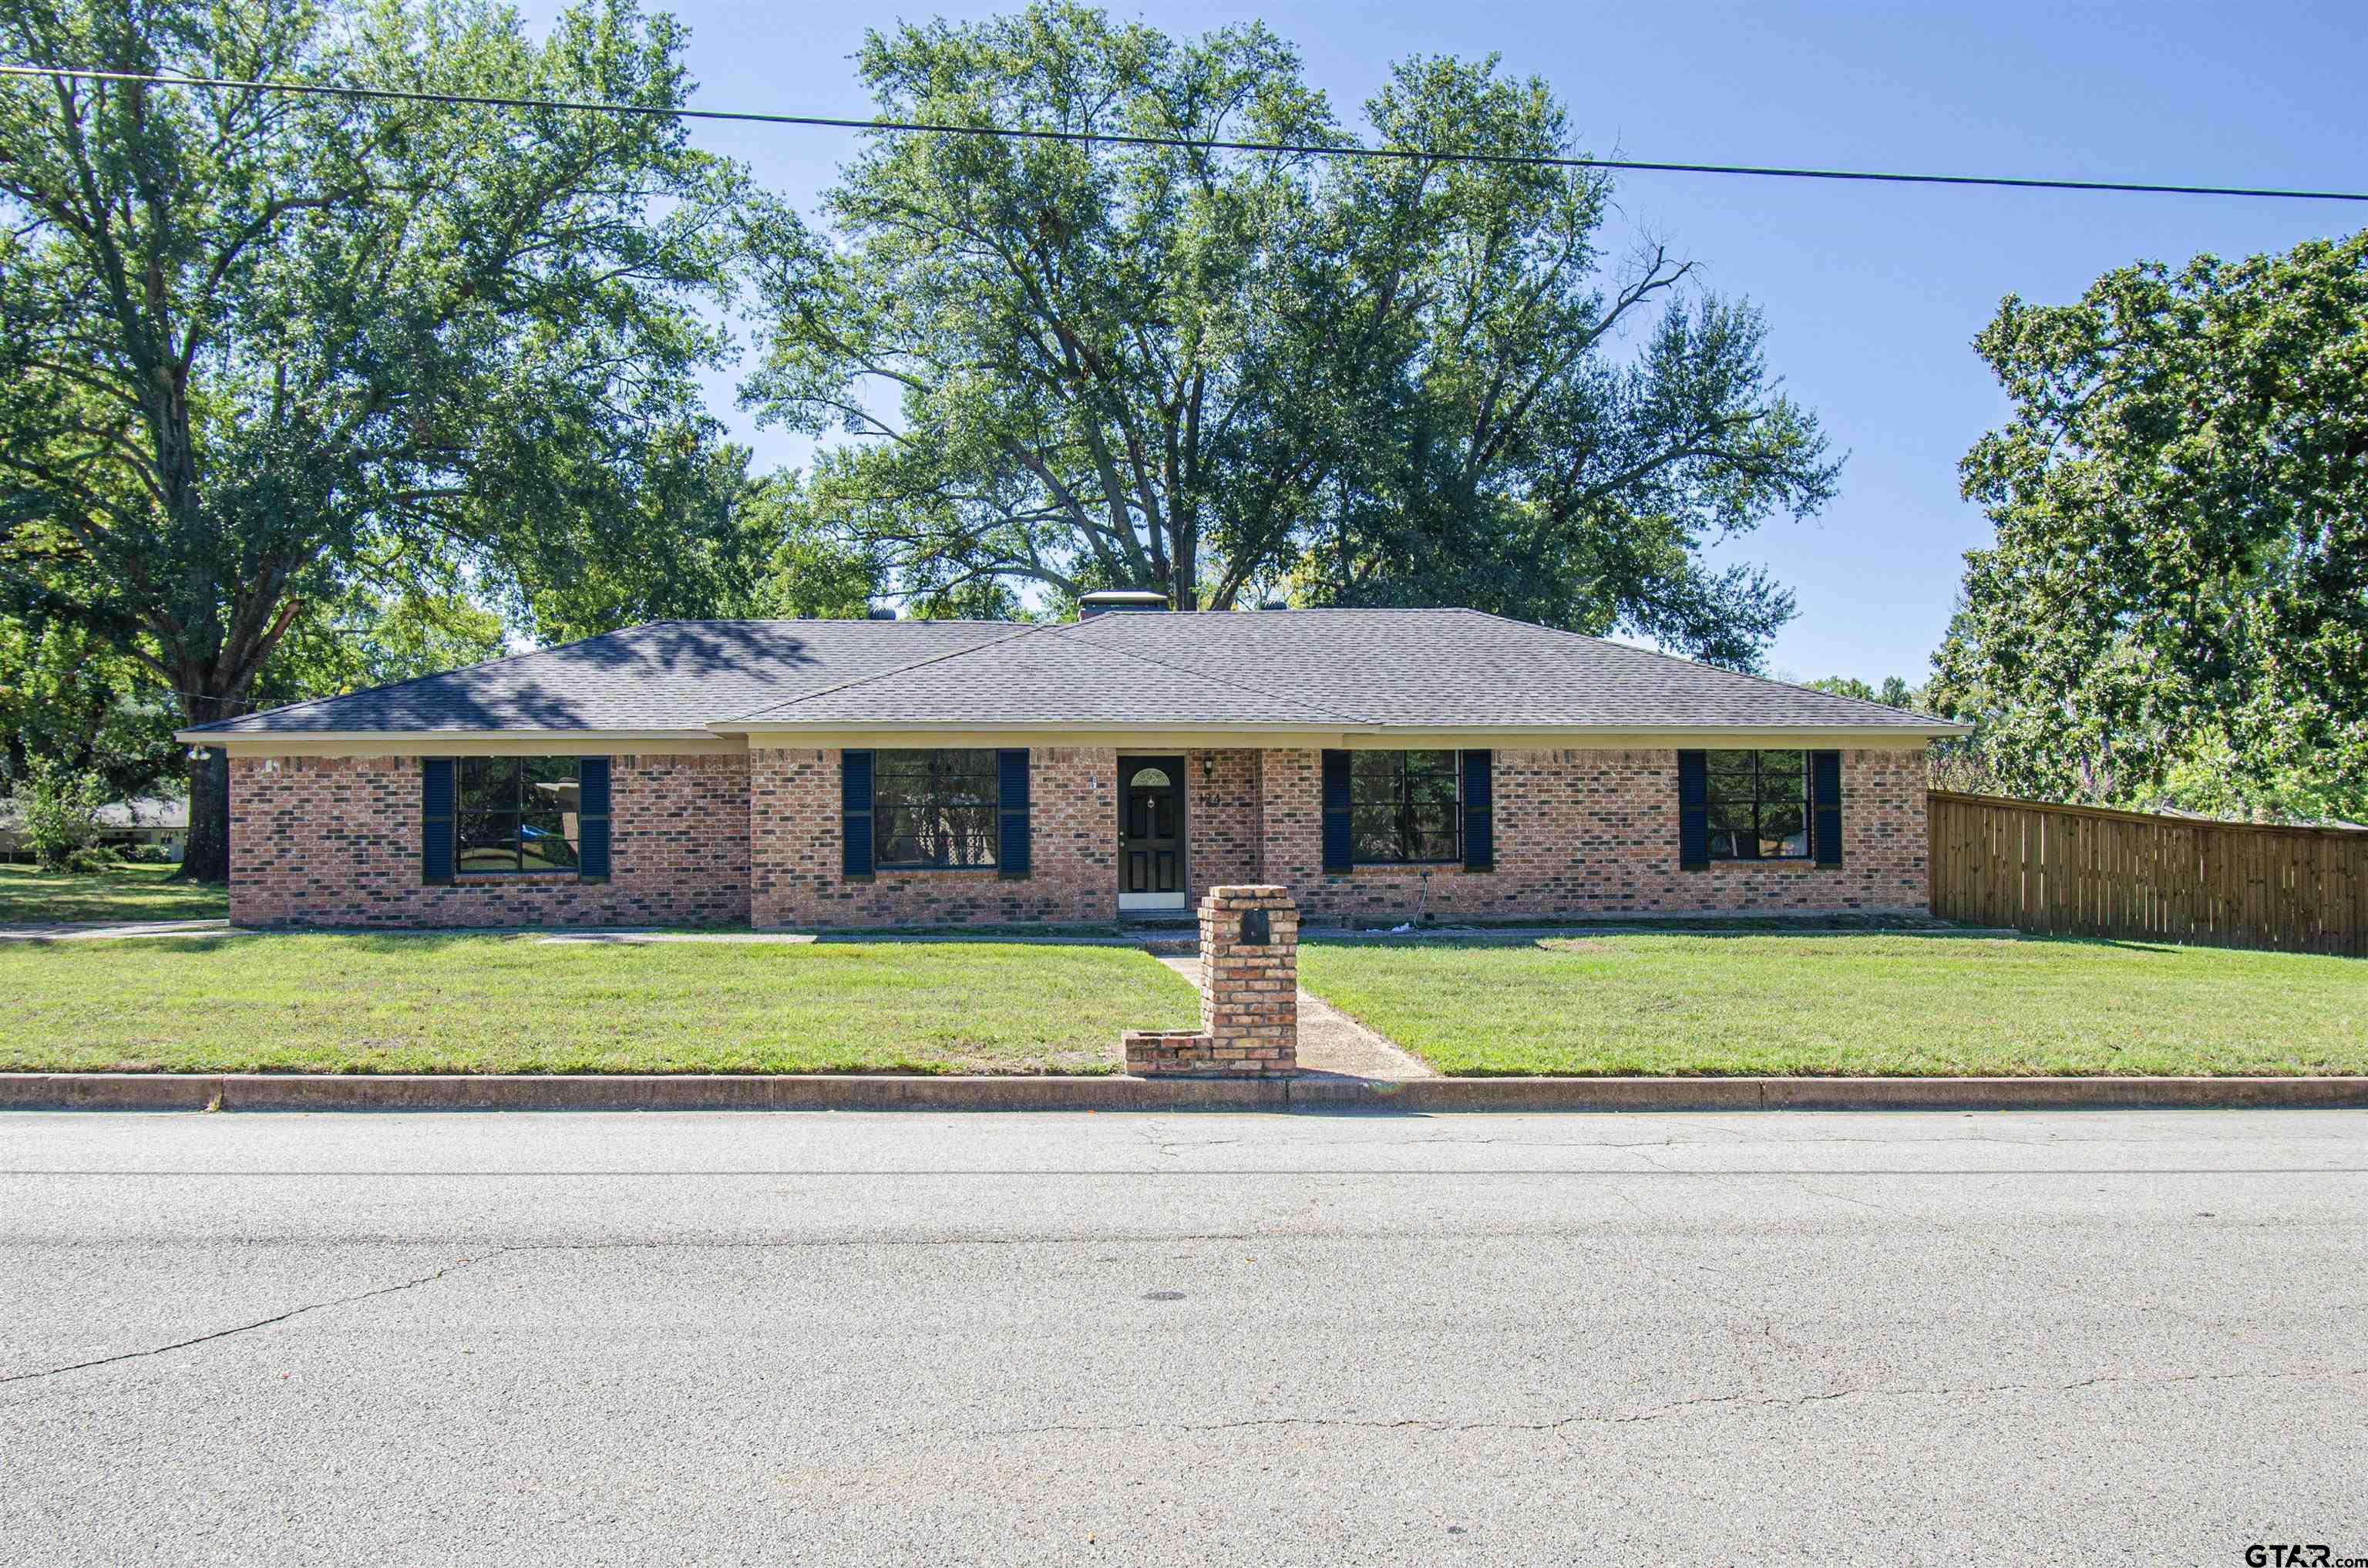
[
  {"left": 1811, "top": 749, "right": 1843, "bottom": 866},
  {"left": 842, "top": 750, "right": 875, "bottom": 878},
  {"left": 1320, "top": 750, "right": 1354, "bottom": 873},
  {"left": 577, "top": 757, "right": 612, "bottom": 880},
  {"left": 1461, "top": 750, "right": 1494, "bottom": 870},
  {"left": 422, "top": 759, "right": 455, "bottom": 884},
  {"left": 1678, "top": 751, "right": 1710, "bottom": 871},
  {"left": 997, "top": 749, "right": 1031, "bottom": 877}
]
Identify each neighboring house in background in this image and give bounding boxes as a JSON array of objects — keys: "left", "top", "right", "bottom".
[
  {"left": 0, "top": 796, "right": 188, "bottom": 863},
  {"left": 174, "top": 597, "right": 1967, "bottom": 930}
]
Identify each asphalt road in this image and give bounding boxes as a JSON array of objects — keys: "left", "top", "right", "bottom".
[{"left": 3, "top": 1109, "right": 2363, "bottom": 1566}]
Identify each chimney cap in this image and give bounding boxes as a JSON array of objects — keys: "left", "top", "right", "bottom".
[
  {"left": 1078, "top": 589, "right": 1170, "bottom": 617},
  {"left": 864, "top": 605, "right": 899, "bottom": 620}
]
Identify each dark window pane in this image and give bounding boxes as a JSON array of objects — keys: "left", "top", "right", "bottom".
[
  {"left": 1408, "top": 769, "right": 1460, "bottom": 809},
  {"left": 1349, "top": 752, "right": 1401, "bottom": 804},
  {"left": 457, "top": 809, "right": 519, "bottom": 872},
  {"left": 523, "top": 757, "right": 580, "bottom": 810},
  {"left": 1707, "top": 802, "right": 1754, "bottom": 836},
  {"left": 876, "top": 813, "right": 924, "bottom": 868},
  {"left": 1349, "top": 760, "right": 1460, "bottom": 862},
  {"left": 1350, "top": 804, "right": 1401, "bottom": 862},
  {"left": 1410, "top": 825, "right": 1458, "bottom": 862},
  {"left": 520, "top": 808, "right": 578, "bottom": 870},
  {"left": 873, "top": 751, "right": 1001, "bottom": 867},
  {"left": 458, "top": 756, "right": 520, "bottom": 816},
  {"left": 1759, "top": 803, "right": 1808, "bottom": 858},
  {"left": 1707, "top": 752, "right": 1755, "bottom": 786}
]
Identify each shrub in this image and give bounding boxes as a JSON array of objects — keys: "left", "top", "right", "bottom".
[{"left": 15, "top": 759, "right": 112, "bottom": 872}]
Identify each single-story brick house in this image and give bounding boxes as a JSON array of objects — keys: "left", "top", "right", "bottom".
[{"left": 178, "top": 598, "right": 1966, "bottom": 930}]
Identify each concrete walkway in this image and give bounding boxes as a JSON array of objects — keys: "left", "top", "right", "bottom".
[
  {"left": 1154, "top": 954, "right": 1434, "bottom": 1081},
  {"left": 0, "top": 918, "right": 236, "bottom": 941}
]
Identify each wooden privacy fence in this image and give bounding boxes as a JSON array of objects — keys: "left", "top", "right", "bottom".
[{"left": 1928, "top": 790, "right": 2368, "bottom": 957}]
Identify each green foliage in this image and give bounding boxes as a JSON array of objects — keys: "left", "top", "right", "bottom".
[
  {"left": 1804, "top": 675, "right": 1919, "bottom": 708},
  {"left": 728, "top": 470, "right": 886, "bottom": 621},
  {"left": 0, "top": 616, "right": 180, "bottom": 798},
  {"left": 12, "top": 755, "right": 111, "bottom": 871},
  {"left": 743, "top": 3, "right": 1834, "bottom": 664},
  {"left": 1932, "top": 230, "right": 2368, "bottom": 823},
  {"left": 0, "top": 0, "right": 751, "bottom": 873},
  {"left": 249, "top": 588, "right": 509, "bottom": 709}
]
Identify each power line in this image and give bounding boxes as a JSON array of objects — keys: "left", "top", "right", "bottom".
[{"left": 5, "top": 62, "right": 2365, "bottom": 204}]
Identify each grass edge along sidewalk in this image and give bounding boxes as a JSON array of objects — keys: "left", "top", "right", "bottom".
[{"left": 5, "top": 1072, "right": 2366, "bottom": 1112}]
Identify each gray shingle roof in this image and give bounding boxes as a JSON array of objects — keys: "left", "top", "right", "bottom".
[
  {"left": 190, "top": 619, "right": 1016, "bottom": 733},
  {"left": 1045, "top": 609, "right": 1950, "bottom": 729},
  {"left": 190, "top": 608, "right": 1963, "bottom": 736},
  {"left": 735, "top": 621, "right": 1353, "bottom": 726}
]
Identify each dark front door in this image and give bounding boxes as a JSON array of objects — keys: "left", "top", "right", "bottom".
[{"left": 1119, "top": 756, "right": 1186, "bottom": 907}]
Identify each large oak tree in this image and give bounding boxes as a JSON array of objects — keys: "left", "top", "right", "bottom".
[
  {"left": 0, "top": 0, "right": 748, "bottom": 878},
  {"left": 1932, "top": 230, "right": 2368, "bottom": 820},
  {"left": 742, "top": 3, "right": 1836, "bottom": 665}
]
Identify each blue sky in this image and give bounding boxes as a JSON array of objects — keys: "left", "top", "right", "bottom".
[{"left": 525, "top": 0, "right": 2365, "bottom": 683}]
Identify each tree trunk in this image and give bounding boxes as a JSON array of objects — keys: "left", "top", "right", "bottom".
[{"left": 174, "top": 688, "right": 235, "bottom": 884}]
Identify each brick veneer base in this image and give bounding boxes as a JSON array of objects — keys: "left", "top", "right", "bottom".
[
  {"left": 749, "top": 746, "right": 1116, "bottom": 929},
  {"left": 1123, "top": 886, "right": 1299, "bottom": 1077},
  {"left": 228, "top": 753, "right": 750, "bottom": 929},
  {"left": 1261, "top": 747, "right": 1929, "bottom": 923},
  {"left": 227, "top": 744, "right": 1931, "bottom": 930}
]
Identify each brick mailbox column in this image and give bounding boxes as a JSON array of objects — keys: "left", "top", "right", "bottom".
[{"left": 1123, "top": 885, "right": 1299, "bottom": 1077}]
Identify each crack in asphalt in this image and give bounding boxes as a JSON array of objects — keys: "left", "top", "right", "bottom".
[
  {"left": 0, "top": 1252, "right": 504, "bottom": 1386},
  {"left": 977, "top": 1365, "right": 2368, "bottom": 1442}
]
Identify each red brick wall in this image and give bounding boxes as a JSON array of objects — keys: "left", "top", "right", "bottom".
[
  {"left": 1260, "top": 746, "right": 1929, "bottom": 923},
  {"left": 749, "top": 746, "right": 1117, "bottom": 929},
  {"left": 1185, "top": 749, "right": 1264, "bottom": 897},
  {"left": 227, "top": 742, "right": 1929, "bottom": 930},
  {"left": 227, "top": 752, "right": 750, "bottom": 928}
]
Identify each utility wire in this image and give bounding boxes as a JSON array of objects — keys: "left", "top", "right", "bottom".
[{"left": 4, "top": 62, "right": 2365, "bottom": 203}]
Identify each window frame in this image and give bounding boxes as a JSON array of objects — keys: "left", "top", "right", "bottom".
[
  {"left": 453, "top": 755, "right": 584, "bottom": 876},
  {"left": 1704, "top": 749, "right": 1812, "bottom": 863},
  {"left": 1347, "top": 749, "right": 1463, "bottom": 866},
  {"left": 872, "top": 748, "right": 1003, "bottom": 872}
]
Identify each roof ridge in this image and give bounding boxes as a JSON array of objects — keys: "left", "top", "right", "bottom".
[
  {"left": 722, "top": 621, "right": 1058, "bottom": 721},
  {"left": 657, "top": 617, "right": 1022, "bottom": 628},
  {"left": 1053, "top": 617, "right": 1367, "bottom": 725},
  {"left": 1451, "top": 608, "right": 1944, "bottom": 723},
  {"left": 186, "top": 621, "right": 688, "bottom": 734}
]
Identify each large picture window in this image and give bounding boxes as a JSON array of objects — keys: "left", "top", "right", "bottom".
[
  {"left": 1350, "top": 750, "right": 1461, "bottom": 864},
  {"left": 875, "top": 749, "right": 1000, "bottom": 869},
  {"left": 456, "top": 757, "right": 582, "bottom": 873},
  {"left": 1707, "top": 750, "right": 1810, "bottom": 860}
]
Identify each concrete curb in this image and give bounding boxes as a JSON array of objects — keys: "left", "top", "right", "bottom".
[{"left": 5, "top": 1072, "right": 2366, "bottom": 1113}]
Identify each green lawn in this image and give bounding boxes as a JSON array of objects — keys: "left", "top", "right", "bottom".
[
  {"left": 0, "top": 860, "right": 228, "bottom": 923},
  {"left": 0, "top": 935, "right": 1198, "bottom": 1075},
  {"left": 1298, "top": 932, "right": 2368, "bottom": 1077}
]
